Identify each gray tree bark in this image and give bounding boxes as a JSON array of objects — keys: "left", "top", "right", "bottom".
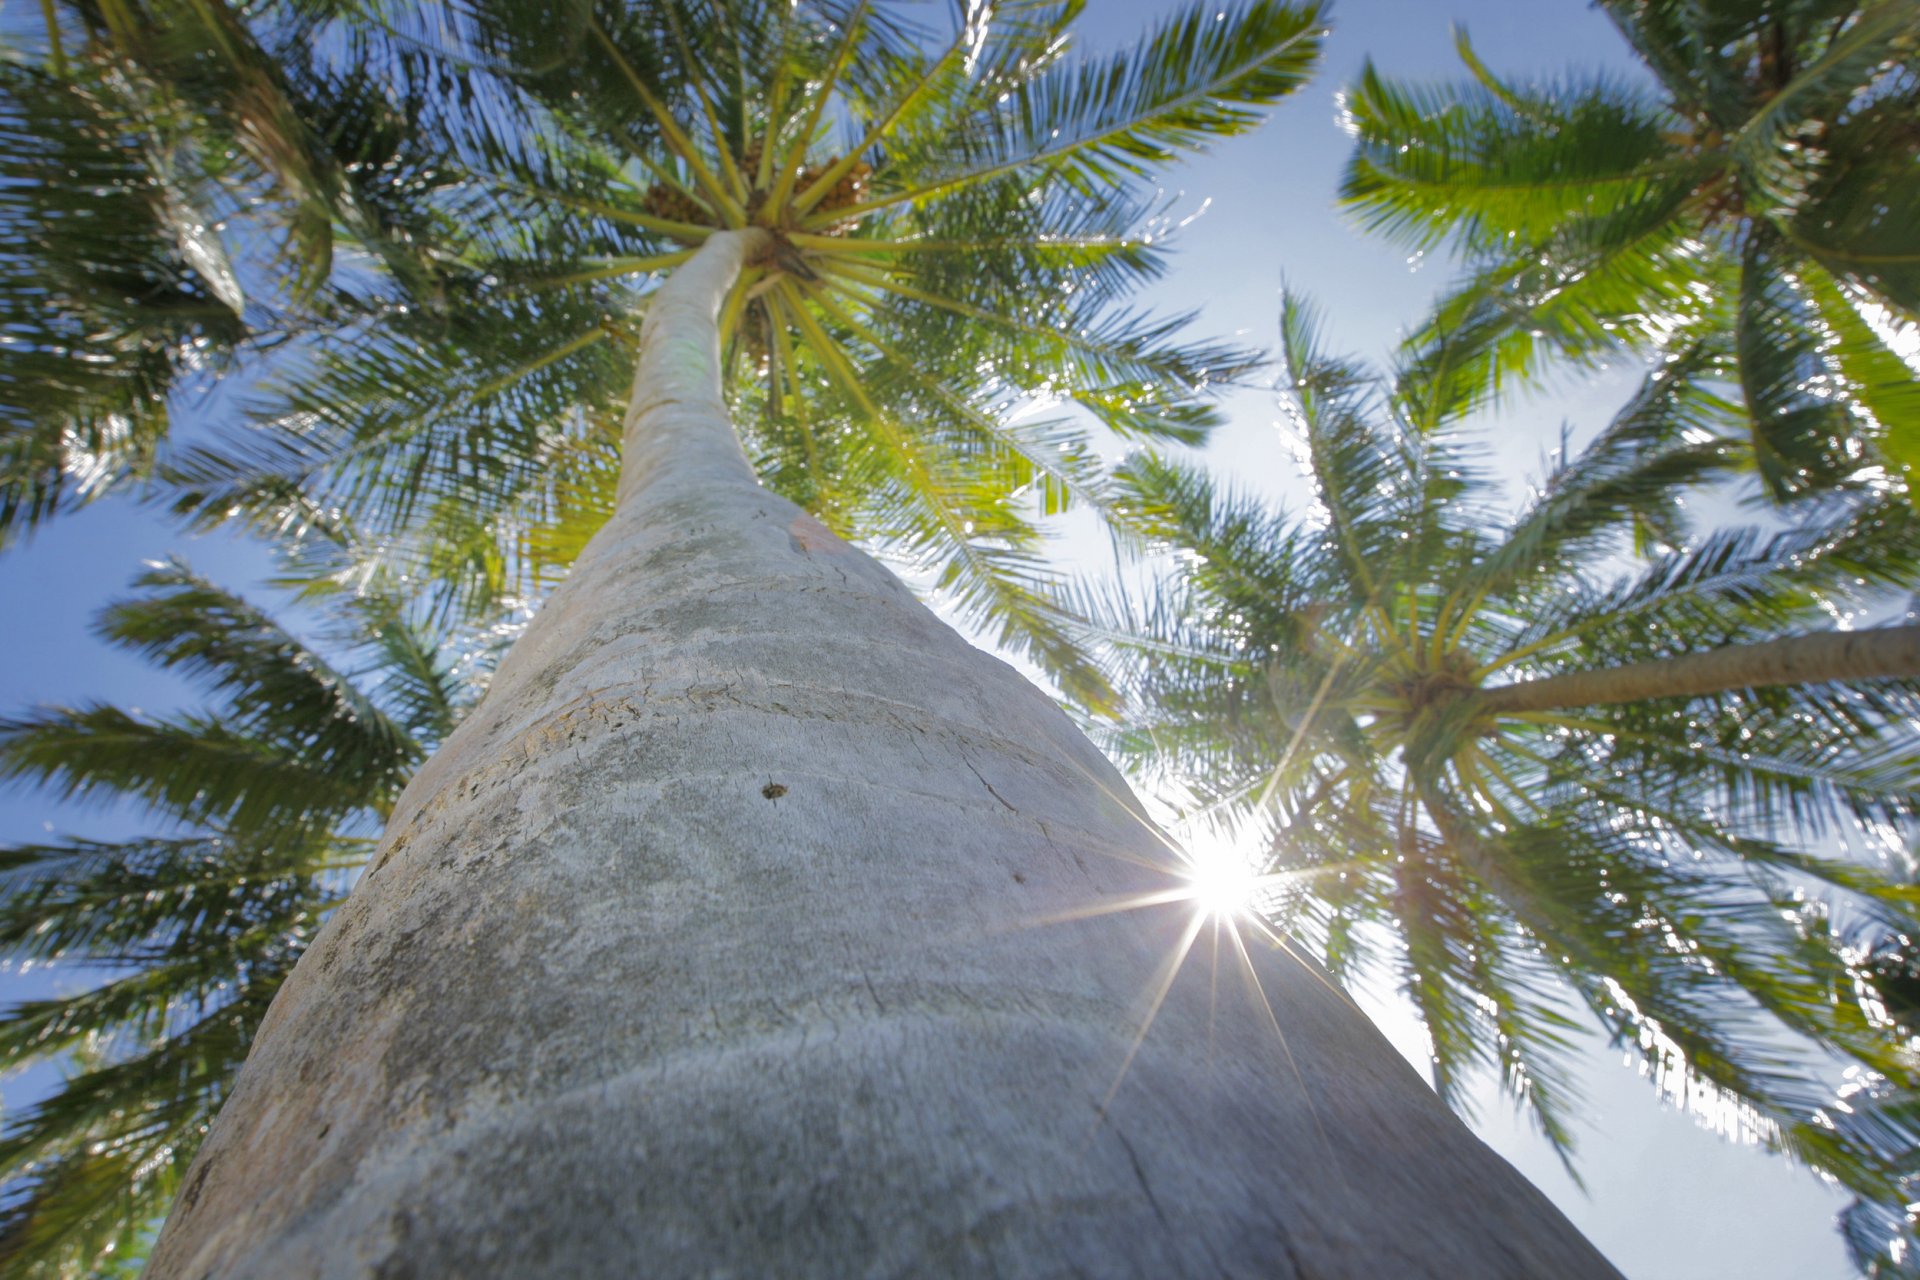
[
  {"left": 1477, "top": 624, "right": 1920, "bottom": 714},
  {"left": 148, "top": 230, "right": 1621, "bottom": 1278}
]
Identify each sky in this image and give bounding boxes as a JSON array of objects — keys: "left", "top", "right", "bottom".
[{"left": 0, "top": 2, "right": 1869, "bottom": 1275}]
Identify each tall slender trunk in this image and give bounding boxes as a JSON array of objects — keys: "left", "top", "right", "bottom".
[
  {"left": 149, "top": 231, "right": 1620, "bottom": 1278},
  {"left": 1476, "top": 623, "right": 1920, "bottom": 715}
]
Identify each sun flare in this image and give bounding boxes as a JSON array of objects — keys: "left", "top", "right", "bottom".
[{"left": 1180, "top": 836, "right": 1261, "bottom": 921}]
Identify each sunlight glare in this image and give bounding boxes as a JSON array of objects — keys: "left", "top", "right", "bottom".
[{"left": 1179, "top": 830, "right": 1260, "bottom": 921}]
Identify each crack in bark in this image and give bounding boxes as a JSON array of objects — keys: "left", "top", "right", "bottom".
[
  {"left": 1108, "top": 1125, "right": 1171, "bottom": 1234},
  {"left": 961, "top": 756, "right": 1018, "bottom": 813}
]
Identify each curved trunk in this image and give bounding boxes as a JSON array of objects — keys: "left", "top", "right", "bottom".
[
  {"left": 149, "top": 231, "right": 1619, "bottom": 1279},
  {"left": 1476, "top": 623, "right": 1920, "bottom": 715}
]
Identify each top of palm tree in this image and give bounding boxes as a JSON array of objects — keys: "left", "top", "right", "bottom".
[
  {"left": 11, "top": 0, "right": 1330, "bottom": 705},
  {"left": 1336, "top": 1, "right": 1920, "bottom": 502},
  {"left": 1084, "top": 296, "right": 1920, "bottom": 1274}
]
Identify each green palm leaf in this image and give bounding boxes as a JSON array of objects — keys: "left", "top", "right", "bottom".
[
  {"left": 140, "top": 0, "right": 1318, "bottom": 700},
  {"left": 1341, "top": 2, "right": 1920, "bottom": 506},
  {"left": 0, "top": 567, "right": 477, "bottom": 1279},
  {"left": 0, "top": 57, "right": 245, "bottom": 537}
]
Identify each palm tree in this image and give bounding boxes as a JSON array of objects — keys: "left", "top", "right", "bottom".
[
  {"left": 0, "top": 562, "right": 476, "bottom": 1278},
  {"left": 1087, "top": 297, "right": 1920, "bottom": 1273},
  {"left": 137, "top": 6, "right": 1625, "bottom": 1275},
  {"left": 150, "top": 0, "right": 1292, "bottom": 704},
  {"left": 1338, "top": 1, "right": 1920, "bottom": 501}
]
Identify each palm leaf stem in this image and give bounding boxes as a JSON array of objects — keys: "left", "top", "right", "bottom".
[
  {"left": 1439, "top": 582, "right": 1493, "bottom": 659},
  {"left": 800, "top": 286, "right": 1115, "bottom": 519},
  {"left": 789, "top": 19, "right": 972, "bottom": 218},
  {"left": 766, "top": 0, "right": 873, "bottom": 214},
  {"left": 1449, "top": 25, "right": 1529, "bottom": 114},
  {"left": 1417, "top": 188, "right": 1708, "bottom": 363},
  {"left": 495, "top": 180, "right": 716, "bottom": 242},
  {"left": 1726, "top": 2, "right": 1920, "bottom": 183},
  {"left": 1470, "top": 542, "right": 1826, "bottom": 679},
  {"left": 763, "top": 294, "right": 826, "bottom": 491},
  {"left": 775, "top": 278, "right": 968, "bottom": 537},
  {"left": 1493, "top": 719, "right": 1904, "bottom": 815},
  {"left": 813, "top": 255, "right": 1212, "bottom": 403},
  {"left": 786, "top": 230, "right": 1149, "bottom": 257},
  {"left": 1465, "top": 741, "right": 1536, "bottom": 827},
  {"left": 724, "top": 10, "right": 752, "bottom": 164},
  {"left": 752, "top": 3, "right": 800, "bottom": 189},
  {"left": 1452, "top": 748, "right": 1522, "bottom": 827},
  {"left": 803, "top": 10, "right": 1326, "bottom": 232},
  {"left": 517, "top": 252, "right": 697, "bottom": 291},
  {"left": 1776, "top": 226, "right": 1920, "bottom": 269},
  {"left": 659, "top": 2, "right": 751, "bottom": 203},
  {"left": 586, "top": 16, "right": 744, "bottom": 224},
  {"left": 181, "top": 322, "right": 614, "bottom": 522},
  {"left": 623, "top": 148, "right": 712, "bottom": 212},
  {"left": 777, "top": 277, "right": 1083, "bottom": 695},
  {"left": 1276, "top": 764, "right": 1350, "bottom": 831},
  {"left": 717, "top": 265, "right": 763, "bottom": 345},
  {"left": 1253, "top": 649, "right": 1353, "bottom": 813},
  {"left": 1493, "top": 710, "right": 1632, "bottom": 735},
  {"left": 38, "top": 0, "right": 66, "bottom": 75}
]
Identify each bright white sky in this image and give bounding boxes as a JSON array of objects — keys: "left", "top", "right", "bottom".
[{"left": 0, "top": 2, "right": 1859, "bottom": 1275}]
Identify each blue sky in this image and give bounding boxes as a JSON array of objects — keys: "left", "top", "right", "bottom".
[{"left": 0, "top": 3, "right": 1866, "bottom": 1275}]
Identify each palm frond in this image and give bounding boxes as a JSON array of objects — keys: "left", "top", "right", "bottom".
[
  {"left": 814, "top": 0, "right": 1327, "bottom": 224},
  {"left": 0, "top": 58, "right": 245, "bottom": 539},
  {"left": 1340, "top": 53, "right": 1681, "bottom": 254},
  {"left": 0, "top": 562, "right": 482, "bottom": 1276},
  {"left": 1468, "top": 340, "right": 1741, "bottom": 595}
]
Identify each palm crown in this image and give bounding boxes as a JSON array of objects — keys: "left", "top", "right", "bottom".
[
  {"left": 0, "top": 565, "right": 477, "bottom": 1278},
  {"left": 1088, "top": 297, "right": 1920, "bottom": 1273},
  {"left": 22, "top": 0, "right": 1334, "bottom": 706},
  {"left": 1339, "top": 0, "right": 1920, "bottom": 501}
]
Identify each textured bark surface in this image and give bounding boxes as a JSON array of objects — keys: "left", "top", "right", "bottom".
[
  {"left": 1477, "top": 623, "right": 1920, "bottom": 714},
  {"left": 149, "top": 232, "right": 1621, "bottom": 1279}
]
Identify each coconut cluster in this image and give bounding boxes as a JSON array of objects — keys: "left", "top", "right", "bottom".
[
  {"left": 639, "top": 181, "right": 710, "bottom": 230},
  {"left": 805, "top": 158, "right": 874, "bottom": 217}
]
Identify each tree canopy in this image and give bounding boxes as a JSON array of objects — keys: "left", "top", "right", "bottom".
[
  {"left": 7, "top": 0, "right": 1330, "bottom": 706},
  {"left": 1339, "top": 0, "right": 1920, "bottom": 501},
  {"left": 1088, "top": 299, "right": 1920, "bottom": 1274}
]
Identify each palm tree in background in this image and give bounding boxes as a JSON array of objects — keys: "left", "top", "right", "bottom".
[
  {"left": 0, "top": 0, "right": 490, "bottom": 539},
  {"left": 0, "top": 563, "right": 477, "bottom": 1278},
  {"left": 1339, "top": 0, "right": 1920, "bottom": 501},
  {"left": 1085, "top": 299, "right": 1920, "bottom": 1273}
]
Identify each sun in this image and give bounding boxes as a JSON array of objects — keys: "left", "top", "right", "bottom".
[{"left": 1178, "top": 829, "right": 1262, "bottom": 921}]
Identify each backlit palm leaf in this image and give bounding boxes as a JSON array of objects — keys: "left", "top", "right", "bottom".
[
  {"left": 1340, "top": 5, "right": 1920, "bottom": 502},
  {"left": 154, "top": 0, "right": 1324, "bottom": 709}
]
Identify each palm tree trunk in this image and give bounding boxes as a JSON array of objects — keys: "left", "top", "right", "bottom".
[
  {"left": 147, "top": 230, "right": 1620, "bottom": 1279},
  {"left": 1477, "top": 623, "right": 1920, "bottom": 714}
]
